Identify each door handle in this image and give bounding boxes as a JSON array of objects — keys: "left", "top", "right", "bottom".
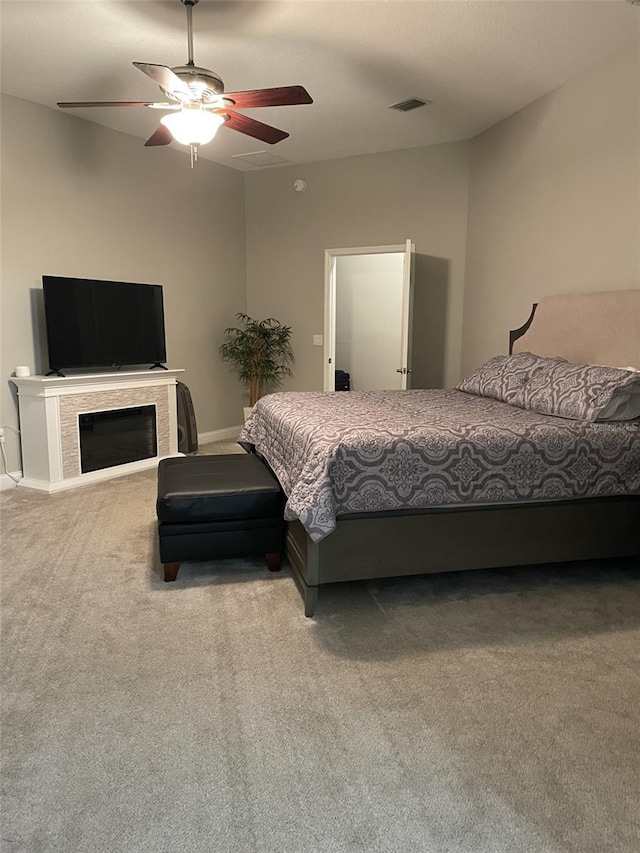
[{"left": 396, "top": 368, "right": 405, "bottom": 374}]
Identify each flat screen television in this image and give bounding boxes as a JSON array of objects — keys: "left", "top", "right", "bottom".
[{"left": 43, "top": 275, "right": 167, "bottom": 373}]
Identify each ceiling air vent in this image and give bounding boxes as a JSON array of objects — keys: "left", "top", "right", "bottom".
[
  {"left": 388, "top": 98, "right": 432, "bottom": 112},
  {"left": 232, "top": 150, "right": 291, "bottom": 167}
]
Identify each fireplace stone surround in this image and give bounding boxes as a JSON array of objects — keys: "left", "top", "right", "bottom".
[{"left": 10, "top": 370, "right": 183, "bottom": 492}]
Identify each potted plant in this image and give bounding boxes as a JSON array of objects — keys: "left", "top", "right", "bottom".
[{"left": 219, "top": 313, "right": 294, "bottom": 418}]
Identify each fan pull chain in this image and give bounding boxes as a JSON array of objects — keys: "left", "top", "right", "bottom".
[{"left": 190, "top": 144, "right": 199, "bottom": 169}]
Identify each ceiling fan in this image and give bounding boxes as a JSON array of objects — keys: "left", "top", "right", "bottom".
[{"left": 57, "top": 0, "right": 313, "bottom": 164}]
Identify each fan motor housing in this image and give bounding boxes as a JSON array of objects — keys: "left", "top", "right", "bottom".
[{"left": 167, "top": 65, "right": 225, "bottom": 102}]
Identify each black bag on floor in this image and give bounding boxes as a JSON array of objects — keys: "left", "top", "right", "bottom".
[{"left": 335, "top": 370, "right": 351, "bottom": 392}]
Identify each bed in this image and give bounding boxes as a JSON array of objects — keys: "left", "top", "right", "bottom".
[{"left": 240, "top": 290, "right": 640, "bottom": 616}]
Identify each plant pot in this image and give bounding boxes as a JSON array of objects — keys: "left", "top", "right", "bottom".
[{"left": 243, "top": 406, "right": 253, "bottom": 422}]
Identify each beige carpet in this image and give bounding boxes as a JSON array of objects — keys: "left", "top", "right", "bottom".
[{"left": 1, "top": 442, "right": 639, "bottom": 852}]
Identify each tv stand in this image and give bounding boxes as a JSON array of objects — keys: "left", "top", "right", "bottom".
[
  {"left": 150, "top": 363, "right": 169, "bottom": 370},
  {"left": 45, "top": 368, "right": 66, "bottom": 377},
  {"left": 10, "top": 369, "right": 184, "bottom": 492}
]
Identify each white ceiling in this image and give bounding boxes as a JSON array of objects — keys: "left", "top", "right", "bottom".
[{"left": 1, "top": 1, "right": 638, "bottom": 171}]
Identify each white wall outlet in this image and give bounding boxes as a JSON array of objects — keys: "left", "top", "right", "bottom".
[{"left": 313, "top": 335, "right": 323, "bottom": 346}]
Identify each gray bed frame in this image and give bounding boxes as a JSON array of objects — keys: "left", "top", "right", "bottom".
[{"left": 285, "top": 290, "right": 640, "bottom": 616}]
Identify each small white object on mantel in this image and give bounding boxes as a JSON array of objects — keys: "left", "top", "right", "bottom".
[{"left": 10, "top": 369, "right": 184, "bottom": 492}]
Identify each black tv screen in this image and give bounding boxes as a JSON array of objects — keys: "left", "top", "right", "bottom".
[{"left": 43, "top": 276, "right": 167, "bottom": 371}]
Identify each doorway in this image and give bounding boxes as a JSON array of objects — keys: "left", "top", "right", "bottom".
[{"left": 323, "top": 241, "right": 414, "bottom": 392}]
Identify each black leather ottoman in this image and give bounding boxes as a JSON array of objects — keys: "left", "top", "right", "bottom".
[{"left": 156, "top": 453, "right": 285, "bottom": 582}]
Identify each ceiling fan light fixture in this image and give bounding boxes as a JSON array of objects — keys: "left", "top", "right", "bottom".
[
  {"left": 56, "top": 0, "right": 312, "bottom": 157},
  {"left": 160, "top": 106, "right": 224, "bottom": 146}
]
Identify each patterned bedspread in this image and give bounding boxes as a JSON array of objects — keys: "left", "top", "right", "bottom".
[{"left": 239, "top": 389, "right": 640, "bottom": 542}]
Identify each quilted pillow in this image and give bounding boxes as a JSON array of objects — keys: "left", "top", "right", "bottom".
[
  {"left": 456, "top": 352, "right": 566, "bottom": 405},
  {"left": 520, "top": 361, "right": 640, "bottom": 422}
]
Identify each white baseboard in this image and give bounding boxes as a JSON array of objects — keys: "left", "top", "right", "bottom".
[
  {"left": 1, "top": 471, "right": 23, "bottom": 491},
  {"left": 198, "top": 425, "right": 243, "bottom": 445}
]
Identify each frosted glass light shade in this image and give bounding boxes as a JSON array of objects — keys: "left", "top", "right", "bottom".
[{"left": 161, "top": 107, "right": 225, "bottom": 146}]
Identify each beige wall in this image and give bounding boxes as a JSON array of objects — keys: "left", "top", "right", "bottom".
[
  {"left": 462, "top": 41, "right": 640, "bottom": 374},
  {"left": 245, "top": 143, "right": 471, "bottom": 392},
  {"left": 1, "top": 95, "right": 247, "bottom": 472},
  {"left": 3, "top": 38, "right": 638, "bottom": 479}
]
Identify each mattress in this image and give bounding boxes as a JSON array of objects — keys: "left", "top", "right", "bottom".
[{"left": 239, "top": 389, "right": 640, "bottom": 542}]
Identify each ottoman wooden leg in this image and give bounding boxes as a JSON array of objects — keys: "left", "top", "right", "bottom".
[
  {"left": 163, "top": 561, "right": 181, "bottom": 582},
  {"left": 265, "top": 552, "right": 282, "bottom": 572}
]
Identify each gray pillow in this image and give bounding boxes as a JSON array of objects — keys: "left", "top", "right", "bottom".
[
  {"left": 520, "top": 361, "right": 640, "bottom": 421},
  {"left": 596, "top": 390, "right": 640, "bottom": 421},
  {"left": 456, "top": 352, "right": 566, "bottom": 405}
]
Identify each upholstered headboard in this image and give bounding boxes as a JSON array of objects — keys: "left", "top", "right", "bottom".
[{"left": 510, "top": 289, "right": 640, "bottom": 370}]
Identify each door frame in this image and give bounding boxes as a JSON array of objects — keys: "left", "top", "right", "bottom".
[{"left": 323, "top": 242, "right": 414, "bottom": 391}]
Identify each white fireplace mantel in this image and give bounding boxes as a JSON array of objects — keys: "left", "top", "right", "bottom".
[{"left": 11, "top": 369, "right": 184, "bottom": 492}]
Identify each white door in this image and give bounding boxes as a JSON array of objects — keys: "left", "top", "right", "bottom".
[{"left": 323, "top": 240, "right": 414, "bottom": 391}]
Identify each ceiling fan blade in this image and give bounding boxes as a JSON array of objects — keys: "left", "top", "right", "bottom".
[
  {"left": 223, "top": 86, "right": 313, "bottom": 109},
  {"left": 57, "top": 101, "right": 165, "bottom": 109},
  {"left": 223, "top": 110, "right": 289, "bottom": 144},
  {"left": 144, "top": 125, "right": 174, "bottom": 147},
  {"left": 133, "top": 62, "right": 192, "bottom": 99}
]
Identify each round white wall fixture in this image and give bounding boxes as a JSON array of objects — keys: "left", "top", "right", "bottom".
[{"left": 293, "top": 179, "right": 307, "bottom": 192}]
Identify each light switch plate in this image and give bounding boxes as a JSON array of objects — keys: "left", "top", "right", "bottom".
[{"left": 313, "top": 335, "right": 323, "bottom": 346}]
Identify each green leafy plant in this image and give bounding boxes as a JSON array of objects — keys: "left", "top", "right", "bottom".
[{"left": 219, "top": 313, "right": 294, "bottom": 407}]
